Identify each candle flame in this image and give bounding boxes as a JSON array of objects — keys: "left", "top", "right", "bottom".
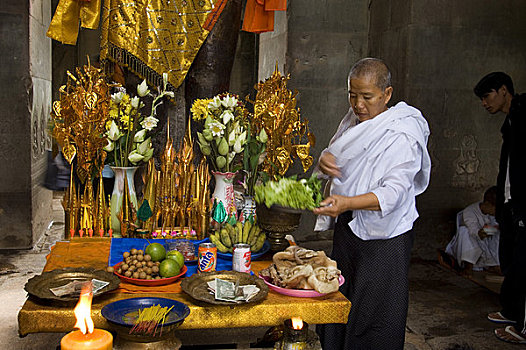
[
  {"left": 73, "top": 283, "right": 94, "bottom": 334},
  {"left": 291, "top": 317, "right": 303, "bottom": 330}
]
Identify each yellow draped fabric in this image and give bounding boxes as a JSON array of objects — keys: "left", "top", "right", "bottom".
[
  {"left": 47, "top": 0, "right": 102, "bottom": 45},
  {"left": 18, "top": 239, "right": 351, "bottom": 336},
  {"left": 100, "top": 0, "right": 227, "bottom": 89}
]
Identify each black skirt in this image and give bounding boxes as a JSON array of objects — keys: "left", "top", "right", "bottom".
[{"left": 317, "top": 211, "right": 415, "bottom": 350}]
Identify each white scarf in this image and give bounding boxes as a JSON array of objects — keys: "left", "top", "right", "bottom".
[{"left": 314, "top": 102, "right": 431, "bottom": 231}]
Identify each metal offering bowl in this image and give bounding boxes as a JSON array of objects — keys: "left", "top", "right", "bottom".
[{"left": 101, "top": 297, "right": 190, "bottom": 342}]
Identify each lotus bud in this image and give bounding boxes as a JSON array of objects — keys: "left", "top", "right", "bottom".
[
  {"left": 133, "top": 129, "right": 146, "bottom": 143},
  {"left": 137, "top": 137, "right": 151, "bottom": 155},
  {"left": 197, "top": 132, "right": 210, "bottom": 146},
  {"left": 258, "top": 128, "right": 268, "bottom": 143},
  {"left": 137, "top": 79, "right": 150, "bottom": 97},
  {"left": 103, "top": 139, "right": 114, "bottom": 152},
  {"left": 143, "top": 147, "right": 154, "bottom": 162},
  {"left": 218, "top": 137, "right": 229, "bottom": 155},
  {"left": 216, "top": 155, "right": 226, "bottom": 169},
  {"left": 233, "top": 138, "right": 243, "bottom": 153},
  {"left": 228, "top": 130, "right": 236, "bottom": 146},
  {"left": 107, "top": 120, "right": 121, "bottom": 141},
  {"left": 163, "top": 72, "right": 168, "bottom": 87},
  {"left": 128, "top": 150, "right": 145, "bottom": 164},
  {"left": 238, "top": 130, "right": 247, "bottom": 145},
  {"left": 131, "top": 96, "right": 140, "bottom": 109},
  {"left": 199, "top": 142, "right": 212, "bottom": 156},
  {"left": 165, "top": 91, "right": 175, "bottom": 98},
  {"left": 227, "top": 151, "right": 236, "bottom": 164},
  {"left": 202, "top": 128, "right": 213, "bottom": 141}
]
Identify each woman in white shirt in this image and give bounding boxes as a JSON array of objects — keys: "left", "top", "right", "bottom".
[{"left": 314, "top": 58, "right": 431, "bottom": 350}]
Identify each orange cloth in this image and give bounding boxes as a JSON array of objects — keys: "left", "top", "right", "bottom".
[
  {"left": 203, "top": 0, "right": 229, "bottom": 31},
  {"left": 44, "top": 240, "right": 269, "bottom": 295},
  {"left": 242, "top": 0, "right": 287, "bottom": 33}
]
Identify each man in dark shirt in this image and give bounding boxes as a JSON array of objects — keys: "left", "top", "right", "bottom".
[{"left": 474, "top": 72, "right": 526, "bottom": 343}]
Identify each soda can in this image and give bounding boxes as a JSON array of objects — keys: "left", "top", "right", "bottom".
[
  {"left": 198, "top": 243, "right": 217, "bottom": 273},
  {"left": 232, "top": 243, "right": 251, "bottom": 273}
]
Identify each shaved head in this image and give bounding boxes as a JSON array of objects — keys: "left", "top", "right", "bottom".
[{"left": 348, "top": 58, "right": 392, "bottom": 90}]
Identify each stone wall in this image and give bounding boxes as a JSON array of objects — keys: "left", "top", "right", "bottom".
[
  {"left": 368, "top": 0, "right": 526, "bottom": 258},
  {"left": 258, "top": 0, "right": 526, "bottom": 259},
  {"left": 0, "top": 0, "right": 53, "bottom": 249}
]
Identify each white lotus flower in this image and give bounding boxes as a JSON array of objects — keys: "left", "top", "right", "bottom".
[
  {"left": 107, "top": 120, "right": 121, "bottom": 141},
  {"left": 137, "top": 79, "right": 150, "bottom": 97},
  {"left": 220, "top": 110, "right": 234, "bottom": 125},
  {"left": 140, "top": 116, "right": 159, "bottom": 131},
  {"left": 163, "top": 72, "right": 169, "bottom": 86},
  {"left": 131, "top": 96, "right": 140, "bottom": 109},
  {"left": 164, "top": 91, "right": 175, "bottom": 98},
  {"left": 208, "top": 121, "right": 225, "bottom": 137},
  {"left": 128, "top": 150, "right": 145, "bottom": 164},
  {"left": 134, "top": 129, "right": 146, "bottom": 143},
  {"left": 103, "top": 139, "right": 114, "bottom": 152},
  {"left": 221, "top": 94, "right": 238, "bottom": 109},
  {"left": 111, "top": 92, "right": 124, "bottom": 104},
  {"left": 208, "top": 96, "right": 222, "bottom": 110}
]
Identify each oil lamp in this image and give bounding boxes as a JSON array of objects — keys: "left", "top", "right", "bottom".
[
  {"left": 60, "top": 283, "right": 113, "bottom": 350},
  {"left": 281, "top": 317, "right": 308, "bottom": 350}
]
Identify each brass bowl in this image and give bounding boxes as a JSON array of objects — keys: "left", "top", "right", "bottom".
[
  {"left": 180, "top": 271, "right": 269, "bottom": 305},
  {"left": 24, "top": 267, "right": 120, "bottom": 303}
]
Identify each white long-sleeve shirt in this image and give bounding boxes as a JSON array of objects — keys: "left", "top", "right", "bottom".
[{"left": 315, "top": 102, "right": 431, "bottom": 240}]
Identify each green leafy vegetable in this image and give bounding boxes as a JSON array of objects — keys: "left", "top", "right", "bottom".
[{"left": 254, "top": 175, "right": 322, "bottom": 210}]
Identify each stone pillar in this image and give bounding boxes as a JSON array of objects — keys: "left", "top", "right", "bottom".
[
  {"left": 257, "top": 1, "right": 370, "bottom": 250},
  {"left": 0, "top": 0, "right": 53, "bottom": 249}
]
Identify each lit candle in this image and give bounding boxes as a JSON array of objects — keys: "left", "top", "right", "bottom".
[
  {"left": 61, "top": 283, "right": 113, "bottom": 350},
  {"left": 61, "top": 329, "right": 113, "bottom": 350}
]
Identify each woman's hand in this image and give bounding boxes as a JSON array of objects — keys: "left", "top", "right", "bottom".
[
  {"left": 313, "top": 195, "right": 350, "bottom": 218},
  {"left": 318, "top": 152, "right": 341, "bottom": 178}
]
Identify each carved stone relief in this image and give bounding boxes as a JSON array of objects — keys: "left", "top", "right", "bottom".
[{"left": 451, "top": 134, "right": 485, "bottom": 190}]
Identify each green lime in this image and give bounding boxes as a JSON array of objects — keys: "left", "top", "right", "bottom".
[
  {"left": 145, "top": 243, "right": 166, "bottom": 262},
  {"left": 159, "top": 259, "right": 181, "bottom": 278},
  {"left": 166, "top": 250, "right": 185, "bottom": 269}
]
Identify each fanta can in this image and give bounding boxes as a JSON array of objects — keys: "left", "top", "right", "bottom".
[
  {"left": 232, "top": 243, "right": 251, "bottom": 273},
  {"left": 198, "top": 243, "right": 217, "bottom": 273}
]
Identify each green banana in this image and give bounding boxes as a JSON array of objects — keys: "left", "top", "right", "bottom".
[
  {"left": 220, "top": 228, "right": 232, "bottom": 248},
  {"left": 226, "top": 224, "right": 236, "bottom": 244},
  {"left": 248, "top": 225, "right": 261, "bottom": 247},
  {"left": 210, "top": 233, "right": 229, "bottom": 253},
  {"left": 251, "top": 232, "right": 266, "bottom": 252},
  {"left": 242, "top": 220, "right": 252, "bottom": 243},
  {"left": 235, "top": 222, "right": 243, "bottom": 243}
]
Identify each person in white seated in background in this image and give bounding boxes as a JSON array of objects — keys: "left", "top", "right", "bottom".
[{"left": 445, "top": 186, "right": 500, "bottom": 276}]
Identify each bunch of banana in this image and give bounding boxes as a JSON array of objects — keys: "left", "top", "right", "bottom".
[{"left": 209, "top": 220, "right": 266, "bottom": 254}]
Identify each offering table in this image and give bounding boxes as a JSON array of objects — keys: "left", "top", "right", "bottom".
[{"left": 18, "top": 239, "right": 351, "bottom": 339}]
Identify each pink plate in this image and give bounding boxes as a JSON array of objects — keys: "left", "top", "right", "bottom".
[
  {"left": 113, "top": 262, "right": 187, "bottom": 286},
  {"left": 259, "top": 274, "right": 345, "bottom": 297}
]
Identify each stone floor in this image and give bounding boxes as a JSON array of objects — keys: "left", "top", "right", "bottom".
[{"left": 0, "top": 194, "right": 521, "bottom": 349}]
